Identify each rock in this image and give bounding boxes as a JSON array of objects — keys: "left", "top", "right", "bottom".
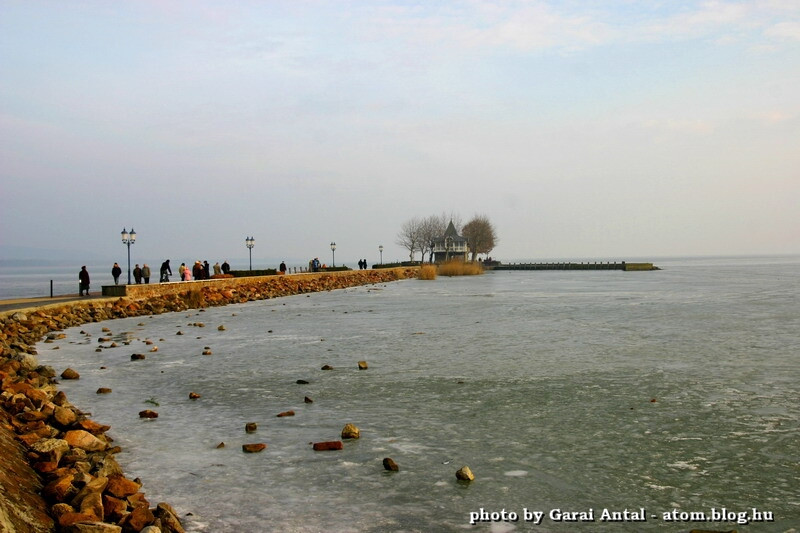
[
  {"left": 245, "top": 422, "right": 257, "bottom": 433},
  {"left": 155, "top": 502, "right": 186, "bottom": 533},
  {"left": 53, "top": 390, "right": 68, "bottom": 406},
  {"left": 357, "top": 361, "right": 368, "bottom": 370},
  {"left": 130, "top": 353, "right": 145, "bottom": 360},
  {"left": 149, "top": 346, "right": 158, "bottom": 352},
  {"left": 321, "top": 364, "right": 333, "bottom": 370},
  {"left": 215, "top": 442, "right": 225, "bottom": 449},
  {"left": 53, "top": 405, "right": 78, "bottom": 426},
  {"left": 383, "top": 457, "right": 399, "bottom": 471},
  {"left": 96, "top": 387, "right": 112, "bottom": 394},
  {"left": 313, "top": 441, "right": 343, "bottom": 451},
  {"left": 341, "top": 423, "right": 360, "bottom": 439},
  {"left": 276, "top": 410, "right": 295, "bottom": 417},
  {"left": 31, "top": 438, "right": 70, "bottom": 464},
  {"left": 120, "top": 503, "right": 155, "bottom": 531},
  {"left": 64, "top": 430, "right": 107, "bottom": 452},
  {"left": 304, "top": 396, "right": 313, "bottom": 403},
  {"left": 138, "top": 410, "right": 159, "bottom": 419},
  {"left": 106, "top": 475, "right": 140, "bottom": 498},
  {"left": 217, "top": 325, "right": 225, "bottom": 331},
  {"left": 176, "top": 331, "right": 183, "bottom": 335},
  {"left": 456, "top": 466, "right": 474, "bottom": 481},
  {"left": 50, "top": 502, "right": 74, "bottom": 520},
  {"left": 61, "top": 368, "right": 80, "bottom": 379},
  {"left": 44, "top": 473, "right": 77, "bottom": 502},
  {"left": 102, "top": 494, "right": 128, "bottom": 522},
  {"left": 242, "top": 443, "right": 267, "bottom": 453},
  {"left": 296, "top": 379, "right": 309, "bottom": 384},
  {"left": 189, "top": 392, "right": 201, "bottom": 399},
  {"left": 202, "top": 350, "right": 212, "bottom": 355}
]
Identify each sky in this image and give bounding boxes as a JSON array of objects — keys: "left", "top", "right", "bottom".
[{"left": 1, "top": 0, "right": 799, "bottom": 268}]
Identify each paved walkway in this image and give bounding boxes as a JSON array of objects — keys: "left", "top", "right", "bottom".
[{"left": 0, "top": 293, "right": 108, "bottom": 314}]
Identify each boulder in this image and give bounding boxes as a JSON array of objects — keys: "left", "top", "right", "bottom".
[
  {"left": 242, "top": 443, "right": 267, "bottom": 453},
  {"left": 276, "top": 410, "right": 295, "bottom": 418},
  {"left": 312, "top": 441, "right": 343, "bottom": 451},
  {"left": 138, "top": 410, "right": 158, "bottom": 419},
  {"left": 456, "top": 466, "right": 474, "bottom": 481},
  {"left": 341, "top": 423, "right": 360, "bottom": 439},
  {"left": 155, "top": 502, "right": 186, "bottom": 533},
  {"left": 120, "top": 503, "right": 155, "bottom": 532},
  {"left": 383, "top": 457, "right": 399, "bottom": 472},
  {"left": 188, "top": 392, "right": 201, "bottom": 399},
  {"left": 64, "top": 430, "right": 107, "bottom": 452},
  {"left": 96, "top": 387, "right": 112, "bottom": 394},
  {"left": 53, "top": 405, "right": 78, "bottom": 426},
  {"left": 245, "top": 422, "right": 257, "bottom": 433},
  {"left": 31, "top": 438, "right": 70, "bottom": 464},
  {"left": 61, "top": 368, "right": 80, "bottom": 380},
  {"left": 357, "top": 361, "right": 368, "bottom": 370},
  {"left": 106, "top": 475, "right": 140, "bottom": 498},
  {"left": 130, "top": 354, "right": 145, "bottom": 361}
]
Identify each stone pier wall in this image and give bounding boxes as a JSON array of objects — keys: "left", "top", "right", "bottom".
[{"left": 0, "top": 267, "right": 417, "bottom": 532}]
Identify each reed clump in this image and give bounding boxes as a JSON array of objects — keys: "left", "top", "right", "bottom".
[
  {"left": 437, "top": 260, "right": 484, "bottom": 277},
  {"left": 418, "top": 264, "right": 437, "bottom": 280},
  {"left": 182, "top": 289, "right": 205, "bottom": 308}
]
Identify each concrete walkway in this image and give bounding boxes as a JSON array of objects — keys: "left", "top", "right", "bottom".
[{"left": 0, "top": 293, "right": 108, "bottom": 314}]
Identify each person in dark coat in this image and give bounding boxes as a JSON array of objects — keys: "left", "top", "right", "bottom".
[
  {"left": 79, "top": 266, "right": 90, "bottom": 296},
  {"left": 221, "top": 260, "right": 230, "bottom": 274},
  {"left": 133, "top": 264, "right": 142, "bottom": 284},
  {"left": 203, "top": 260, "right": 210, "bottom": 279},
  {"left": 160, "top": 260, "right": 172, "bottom": 282},
  {"left": 111, "top": 263, "right": 122, "bottom": 285},
  {"left": 279, "top": 261, "right": 287, "bottom": 274}
]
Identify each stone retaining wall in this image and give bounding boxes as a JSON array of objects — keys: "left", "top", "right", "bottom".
[{"left": 0, "top": 267, "right": 417, "bottom": 532}]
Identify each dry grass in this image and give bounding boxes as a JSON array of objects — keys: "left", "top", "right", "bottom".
[
  {"left": 418, "top": 264, "right": 437, "bottom": 280},
  {"left": 182, "top": 289, "right": 205, "bottom": 308},
  {"left": 437, "top": 260, "right": 484, "bottom": 277}
]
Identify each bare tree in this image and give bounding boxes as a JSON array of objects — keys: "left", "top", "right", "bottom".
[
  {"left": 461, "top": 214, "right": 498, "bottom": 261},
  {"left": 396, "top": 217, "right": 424, "bottom": 261},
  {"left": 418, "top": 215, "right": 445, "bottom": 263}
]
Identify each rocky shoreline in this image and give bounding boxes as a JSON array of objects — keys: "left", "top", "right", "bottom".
[{"left": 0, "top": 268, "right": 417, "bottom": 533}]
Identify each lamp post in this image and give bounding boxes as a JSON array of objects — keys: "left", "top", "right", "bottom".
[
  {"left": 121, "top": 228, "right": 136, "bottom": 285},
  {"left": 330, "top": 242, "right": 336, "bottom": 267},
  {"left": 245, "top": 236, "right": 255, "bottom": 271},
  {"left": 379, "top": 245, "right": 383, "bottom": 265}
]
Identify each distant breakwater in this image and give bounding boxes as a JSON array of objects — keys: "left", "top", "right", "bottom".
[{"left": 0, "top": 267, "right": 417, "bottom": 533}]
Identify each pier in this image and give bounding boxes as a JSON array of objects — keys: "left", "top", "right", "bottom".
[{"left": 489, "top": 262, "right": 658, "bottom": 271}]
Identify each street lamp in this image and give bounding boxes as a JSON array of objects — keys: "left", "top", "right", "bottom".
[
  {"left": 121, "top": 228, "right": 136, "bottom": 285},
  {"left": 246, "top": 236, "right": 255, "bottom": 271},
  {"left": 379, "top": 245, "right": 383, "bottom": 265},
  {"left": 330, "top": 242, "right": 336, "bottom": 268}
]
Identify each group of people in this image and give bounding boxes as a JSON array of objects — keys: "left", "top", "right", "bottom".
[
  {"left": 174, "top": 260, "right": 230, "bottom": 281},
  {"left": 85, "top": 255, "right": 372, "bottom": 295}
]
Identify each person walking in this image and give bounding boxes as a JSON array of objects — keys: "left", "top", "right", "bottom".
[
  {"left": 178, "top": 263, "right": 186, "bottom": 281},
  {"left": 111, "top": 263, "right": 122, "bottom": 285},
  {"left": 213, "top": 262, "right": 222, "bottom": 276},
  {"left": 160, "top": 260, "right": 172, "bottom": 282},
  {"left": 133, "top": 264, "right": 142, "bottom": 284},
  {"left": 142, "top": 264, "right": 151, "bottom": 284},
  {"left": 79, "top": 266, "right": 90, "bottom": 296}
]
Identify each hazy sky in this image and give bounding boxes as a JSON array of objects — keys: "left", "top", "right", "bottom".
[{"left": 1, "top": 1, "right": 798, "bottom": 267}]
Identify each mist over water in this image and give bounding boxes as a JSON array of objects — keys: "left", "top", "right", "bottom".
[{"left": 35, "top": 256, "right": 800, "bottom": 532}]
